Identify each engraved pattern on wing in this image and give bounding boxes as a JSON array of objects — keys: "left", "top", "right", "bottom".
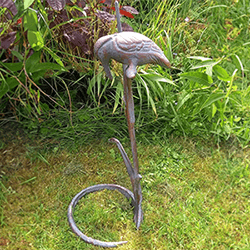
[
  {"left": 116, "top": 35, "right": 162, "bottom": 54},
  {"left": 115, "top": 33, "right": 151, "bottom": 53},
  {"left": 118, "top": 40, "right": 147, "bottom": 52},
  {"left": 151, "top": 43, "right": 162, "bottom": 53}
]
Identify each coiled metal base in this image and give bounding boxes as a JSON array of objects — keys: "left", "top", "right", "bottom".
[{"left": 67, "top": 184, "right": 135, "bottom": 248}]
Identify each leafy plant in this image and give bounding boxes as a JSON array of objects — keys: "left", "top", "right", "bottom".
[
  {"left": 142, "top": 55, "right": 250, "bottom": 145},
  {"left": 0, "top": 0, "right": 138, "bottom": 121}
]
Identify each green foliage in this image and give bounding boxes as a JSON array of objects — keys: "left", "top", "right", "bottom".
[
  {"left": 147, "top": 57, "right": 249, "bottom": 145},
  {"left": 0, "top": 0, "right": 131, "bottom": 113}
]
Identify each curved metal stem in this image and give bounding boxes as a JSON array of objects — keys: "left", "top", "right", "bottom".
[
  {"left": 123, "top": 71, "right": 143, "bottom": 229},
  {"left": 108, "top": 138, "right": 135, "bottom": 181}
]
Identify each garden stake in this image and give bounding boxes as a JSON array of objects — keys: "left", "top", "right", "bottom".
[{"left": 68, "top": 1, "right": 171, "bottom": 247}]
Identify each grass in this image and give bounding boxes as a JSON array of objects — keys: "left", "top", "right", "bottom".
[{"left": 1, "top": 134, "right": 250, "bottom": 249}]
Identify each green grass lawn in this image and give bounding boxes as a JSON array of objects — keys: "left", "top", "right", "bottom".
[{"left": 1, "top": 136, "right": 249, "bottom": 249}]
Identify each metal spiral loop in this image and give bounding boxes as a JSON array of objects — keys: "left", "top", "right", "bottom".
[{"left": 68, "top": 184, "right": 135, "bottom": 247}]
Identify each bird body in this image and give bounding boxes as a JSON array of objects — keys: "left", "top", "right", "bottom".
[{"left": 94, "top": 32, "right": 171, "bottom": 79}]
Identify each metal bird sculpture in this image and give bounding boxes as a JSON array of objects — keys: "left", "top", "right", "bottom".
[
  {"left": 68, "top": 1, "right": 172, "bottom": 248},
  {"left": 94, "top": 31, "right": 171, "bottom": 79}
]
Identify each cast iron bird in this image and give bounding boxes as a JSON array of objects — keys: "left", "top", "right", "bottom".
[{"left": 94, "top": 31, "right": 171, "bottom": 79}]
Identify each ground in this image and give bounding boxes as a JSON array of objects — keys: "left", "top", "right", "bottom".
[{"left": 0, "top": 123, "right": 250, "bottom": 249}]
